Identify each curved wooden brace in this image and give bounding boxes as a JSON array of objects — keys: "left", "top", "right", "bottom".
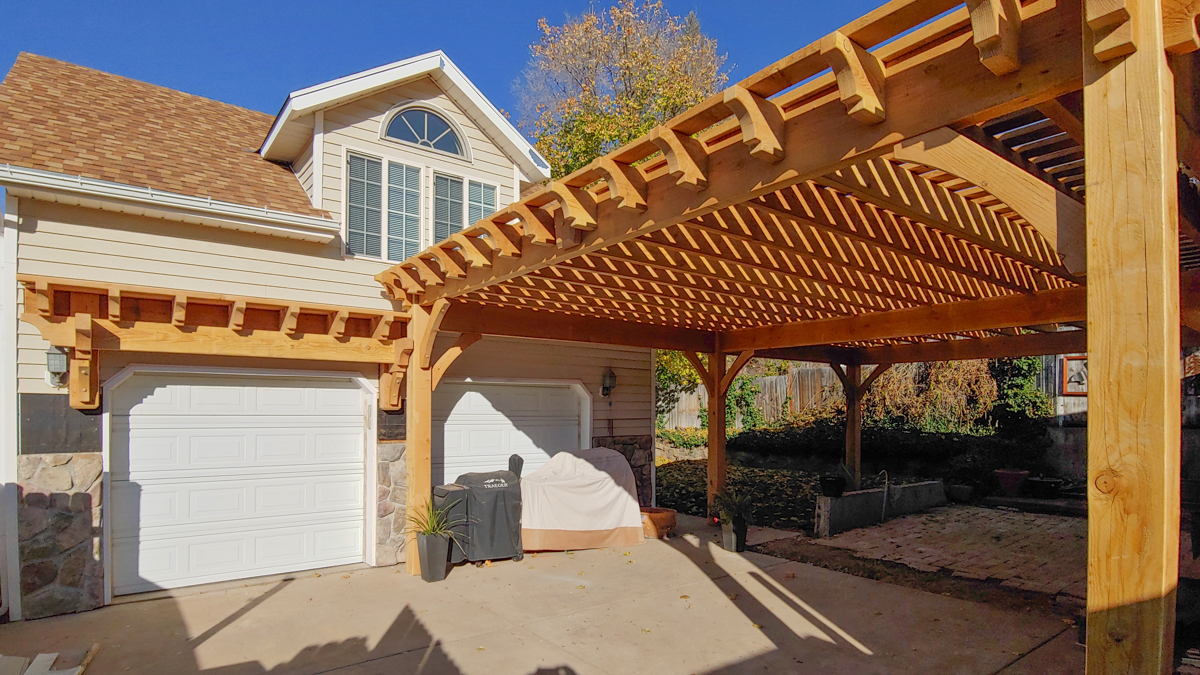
[
  {"left": 1086, "top": 0, "right": 1137, "bottom": 61},
  {"left": 417, "top": 298, "right": 452, "bottom": 369},
  {"left": 719, "top": 349, "right": 756, "bottom": 395},
  {"left": 432, "top": 332, "right": 483, "bottom": 391},
  {"left": 892, "top": 127, "right": 1086, "bottom": 275},
  {"left": 967, "top": 0, "right": 1022, "bottom": 75},
  {"left": 723, "top": 86, "right": 785, "bottom": 163},
  {"left": 508, "top": 203, "right": 556, "bottom": 245},
  {"left": 651, "top": 128, "right": 708, "bottom": 191},
  {"left": 449, "top": 232, "right": 495, "bottom": 268},
  {"left": 821, "top": 30, "right": 886, "bottom": 125},
  {"left": 431, "top": 246, "right": 468, "bottom": 279},
  {"left": 371, "top": 315, "right": 394, "bottom": 340},
  {"left": 682, "top": 351, "right": 712, "bottom": 393},
  {"left": 476, "top": 220, "right": 524, "bottom": 258},
  {"left": 593, "top": 157, "right": 647, "bottom": 212},
  {"left": 1164, "top": 0, "right": 1200, "bottom": 53},
  {"left": 548, "top": 181, "right": 598, "bottom": 231}
]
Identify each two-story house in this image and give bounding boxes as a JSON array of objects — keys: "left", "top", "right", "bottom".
[{"left": 0, "top": 52, "right": 654, "bottom": 621}]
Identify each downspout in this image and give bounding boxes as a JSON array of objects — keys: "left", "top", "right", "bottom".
[{"left": 0, "top": 193, "right": 20, "bottom": 619}]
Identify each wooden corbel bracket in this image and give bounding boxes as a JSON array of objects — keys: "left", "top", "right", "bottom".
[
  {"left": 70, "top": 313, "right": 99, "bottom": 410},
  {"left": 379, "top": 337, "right": 414, "bottom": 411},
  {"left": 821, "top": 30, "right": 886, "bottom": 125},
  {"left": 476, "top": 220, "right": 524, "bottom": 258}
]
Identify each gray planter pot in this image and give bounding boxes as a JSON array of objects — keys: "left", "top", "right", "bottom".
[
  {"left": 417, "top": 533, "right": 450, "bottom": 582},
  {"left": 721, "top": 521, "right": 749, "bottom": 552}
]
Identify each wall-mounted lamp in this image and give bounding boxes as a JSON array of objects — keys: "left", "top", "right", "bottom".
[
  {"left": 46, "top": 345, "right": 69, "bottom": 388},
  {"left": 601, "top": 367, "right": 617, "bottom": 398}
]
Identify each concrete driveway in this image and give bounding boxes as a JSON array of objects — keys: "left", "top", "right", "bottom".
[{"left": 0, "top": 516, "right": 1081, "bottom": 675}]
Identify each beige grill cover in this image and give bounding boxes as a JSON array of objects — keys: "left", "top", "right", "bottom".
[{"left": 520, "top": 447, "right": 645, "bottom": 551}]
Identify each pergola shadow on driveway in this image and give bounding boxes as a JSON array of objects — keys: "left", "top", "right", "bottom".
[{"left": 0, "top": 516, "right": 1079, "bottom": 675}]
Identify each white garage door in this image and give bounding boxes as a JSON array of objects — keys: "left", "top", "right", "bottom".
[
  {"left": 110, "top": 373, "right": 366, "bottom": 595},
  {"left": 432, "top": 382, "right": 583, "bottom": 486}
]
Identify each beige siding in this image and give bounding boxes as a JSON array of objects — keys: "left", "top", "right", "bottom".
[
  {"left": 438, "top": 335, "right": 653, "bottom": 437},
  {"left": 319, "top": 77, "right": 518, "bottom": 255},
  {"left": 294, "top": 139, "right": 315, "bottom": 205}
]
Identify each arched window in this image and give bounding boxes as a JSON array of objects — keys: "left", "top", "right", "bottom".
[{"left": 384, "top": 107, "right": 464, "bottom": 157}]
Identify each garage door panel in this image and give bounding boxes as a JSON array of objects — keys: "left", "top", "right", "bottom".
[
  {"left": 112, "top": 427, "right": 363, "bottom": 481},
  {"left": 112, "top": 374, "right": 365, "bottom": 594},
  {"left": 434, "top": 382, "right": 583, "bottom": 486},
  {"left": 113, "top": 519, "right": 364, "bottom": 595},
  {"left": 113, "top": 473, "right": 362, "bottom": 534}
]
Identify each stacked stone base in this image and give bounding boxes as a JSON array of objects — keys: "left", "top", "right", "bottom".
[
  {"left": 376, "top": 441, "right": 407, "bottom": 566},
  {"left": 17, "top": 453, "right": 104, "bottom": 620},
  {"left": 592, "top": 435, "right": 654, "bottom": 506}
]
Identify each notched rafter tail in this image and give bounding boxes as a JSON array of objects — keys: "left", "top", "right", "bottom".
[{"left": 820, "top": 30, "right": 886, "bottom": 125}]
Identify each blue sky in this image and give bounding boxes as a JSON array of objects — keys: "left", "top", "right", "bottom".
[{"left": 0, "top": 0, "right": 881, "bottom": 121}]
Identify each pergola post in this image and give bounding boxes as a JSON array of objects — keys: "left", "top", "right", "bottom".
[
  {"left": 844, "top": 364, "right": 863, "bottom": 491},
  {"left": 831, "top": 363, "right": 891, "bottom": 491},
  {"left": 707, "top": 347, "right": 728, "bottom": 513},
  {"left": 404, "top": 302, "right": 440, "bottom": 576},
  {"left": 1083, "top": 0, "right": 1181, "bottom": 670}
]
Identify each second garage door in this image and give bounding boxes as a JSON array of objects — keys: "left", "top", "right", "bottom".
[
  {"left": 432, "top": 381, "right": 584, "bottom": 486},
  {"left": 110, "top": 372, "right": 367, "bottom": 595}
]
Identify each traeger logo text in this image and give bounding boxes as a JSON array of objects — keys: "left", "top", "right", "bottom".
[{"left": 484, "top": 478, "right": 509, "bottom": 489}]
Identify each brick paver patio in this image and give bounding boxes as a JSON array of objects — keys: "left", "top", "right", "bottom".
[{"left": 814, "top": 505, "right": 1088, "bottom": 603}]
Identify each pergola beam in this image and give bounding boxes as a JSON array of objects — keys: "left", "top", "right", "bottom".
[{"left": 723, "top": 285, "right": 1087, "bottom": 352}]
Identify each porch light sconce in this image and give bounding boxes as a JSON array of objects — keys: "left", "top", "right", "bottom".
[
  {"left": 46, "top": 345, "right": 69, "bottom": 387},
  {"left": 601, "top": 368, "right": 617, "bottom": 398}
]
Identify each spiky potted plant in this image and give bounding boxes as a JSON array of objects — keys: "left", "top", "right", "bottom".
[
  {"left": 408, "top": 498, "right": 463, "bottom": 582},
  {"left": 713, "top": 489, "right": 753, "bottom": 552}
]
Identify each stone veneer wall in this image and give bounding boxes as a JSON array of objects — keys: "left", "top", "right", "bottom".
[
  {"left": 592, "top": 435, "right": 654, "bottom": 506},
  {"left": 376, "top": 441, "right": 407, "bottom": 565},
  {"left": 17, "top": 453, "right": 104, "bottom": 619}
]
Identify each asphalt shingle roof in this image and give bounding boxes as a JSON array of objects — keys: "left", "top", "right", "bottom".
[{"left": 0, "top": 53, "right": 326, "bottom": 217}]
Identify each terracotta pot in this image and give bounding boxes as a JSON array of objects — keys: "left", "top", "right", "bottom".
[
  {"left": 994, "top": 469, "right": 1030, "bottom": 497},
  {"left": 640, "top": 507, "right": 677, "bottom": 539}
]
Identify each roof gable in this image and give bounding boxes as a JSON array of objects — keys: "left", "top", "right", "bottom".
[
  {"left": 0, "top": 53, "right": 325, "bottom": 217},
  {"left": 260, "top": 51, "right": 550, "bottom": 183}
]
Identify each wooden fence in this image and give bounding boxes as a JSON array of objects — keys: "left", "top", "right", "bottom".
[{"left": 661, "top": 363, "right": 841, "bottom": 430}]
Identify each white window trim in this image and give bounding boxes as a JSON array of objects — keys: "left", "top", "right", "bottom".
[
  {"left": 342, "top": 148, "right": 424, "bottom": 264},
  {"left": 379, "top": 101, "right": 473, "bottom": 164}
]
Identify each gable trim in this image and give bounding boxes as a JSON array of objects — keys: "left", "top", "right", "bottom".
[{"left": 260, "top": 51, "right": 550, "bottom": 183}]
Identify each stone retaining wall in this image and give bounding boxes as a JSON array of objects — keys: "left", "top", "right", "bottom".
[
  {"left": 17, "top": 453, "right": 104, "bottom": 619},
  {"left": 376, "top": 441, "right": 407, "bottom": 566},
  {"left": 592, "top": 435, "right": 654, "bottom": 506}
]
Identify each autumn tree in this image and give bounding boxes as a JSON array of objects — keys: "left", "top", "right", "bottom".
[{"left": 517, "top": 0, "right": 729, "bottom": 178}]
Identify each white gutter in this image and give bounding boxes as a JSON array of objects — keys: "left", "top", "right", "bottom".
[{"left": 0, "top": 165, "right": 340, "bottom": 244}]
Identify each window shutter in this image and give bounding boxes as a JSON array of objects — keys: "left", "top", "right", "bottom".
[
  {"left": 347, "top": 154, "right": 382, "bottom": 257},
  {"left": 387, "top": 162, "right": 421, "bottom": 262}
]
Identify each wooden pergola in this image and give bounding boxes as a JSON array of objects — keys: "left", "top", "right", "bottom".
[{"left": 377, "top": 0, "right": 1200, "bottom": 670}]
